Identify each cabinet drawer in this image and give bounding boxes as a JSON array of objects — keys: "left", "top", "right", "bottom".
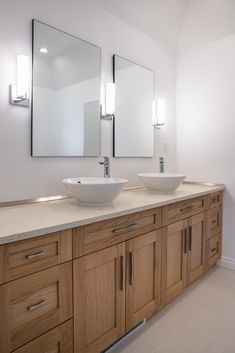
[
  {"left": 73, "top": 208, "right": 161, "bottom": 258},
  {"left": 162, "top": 196, "right": 208, "bottom": 226},
  {"left": 0, "top": 262, "right": 73, "bottom": 352},
  {"left": 207, "top": 207, "right": 222, "bottom": 239},
  {"left": 0, "top": 230, "right": 72, "bottom": 284},
  {"left": 13, "top": 320, "right": 73, "bottom": 353},
  {"left": 209, "top": 192, "right": 222, "bottom": 209},
  {"left": 206, "top": 234, "right": 221, "bottom": 269}
]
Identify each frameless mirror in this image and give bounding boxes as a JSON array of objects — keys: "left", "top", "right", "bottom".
[
  {"left": 113, "top": 55, "right": 154, "bottom": 157},
  {"left": 32, "top": 20, "right": 101, "bottom": 156}
]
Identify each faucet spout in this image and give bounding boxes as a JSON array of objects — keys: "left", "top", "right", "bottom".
[{"left": 99, "top": 157, "right": 111, "bottom": 178}]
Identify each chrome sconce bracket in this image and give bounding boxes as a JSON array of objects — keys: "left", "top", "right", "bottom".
[
  {"left": 153, "top": 122, "right": 164, "bottom": 129},
  {"left": 101, "top": 114, "right": 114, "bottom": 120},
  {"left": 10, "top": 85, "right": 30, "bottom": 107}
]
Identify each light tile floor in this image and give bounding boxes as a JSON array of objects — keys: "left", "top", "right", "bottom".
[{"left": 112, "top": 267, "right": 235, "bottom": 353}]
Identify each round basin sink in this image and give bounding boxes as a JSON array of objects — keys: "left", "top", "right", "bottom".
[
  {"left": 62, "top": 177, "right": 128, "bottom": 206},
  {"left": 138, "top": 173, "right": 186, "bottom": 193}
]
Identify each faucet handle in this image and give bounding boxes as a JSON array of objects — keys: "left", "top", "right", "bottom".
[
  {"left": 98, "top": 156, "right": 110, "bottom": 165},
  {"left": 159, "top": 157, "right": 164, "bottom": 174}
]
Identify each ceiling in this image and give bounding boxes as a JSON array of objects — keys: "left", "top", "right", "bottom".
[{"left": 88, "top": 0, "right": 190, "bottom": 49}]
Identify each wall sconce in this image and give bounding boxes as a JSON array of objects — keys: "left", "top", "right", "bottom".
[
  {"left": 10, "top": 55, "right": 30, "bottom": 107},
  {"left": 101, "top": 83, "right": 115, "bottom": 120},
  {"left": 152, "top": 99, "right": 165, "bottom": 128}
]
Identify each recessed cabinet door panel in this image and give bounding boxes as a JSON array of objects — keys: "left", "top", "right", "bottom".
[
  {"left": 162, "top": 221, "right": 187, "bottom": 305},
  {"left": 126, "top": 230, "right": 161, "bottom": 330},
  {"left": 187, "top": 213, "right": 206, "bottom": 284},
  {"left": 73, "top": 244, "right": 125, "bottom": 353}
]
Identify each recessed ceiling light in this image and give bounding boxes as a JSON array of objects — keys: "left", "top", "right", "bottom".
[{"left": 40, "top": 48, "right": 48, "bottom": 54}]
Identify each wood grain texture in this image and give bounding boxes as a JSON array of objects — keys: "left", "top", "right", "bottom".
[
  {"left": 73, "top": 244, "right": 125, "bottom": 353},
  {"left": 209, "top": 191, "right": 223, "bottom": 209},
  {"left": 12, "top": 320, "right": 73, "bottom": 353},
  {"left": 207, "top": 206, "right": 222, "bottom": 240},
  {"left": 126, "top": 230, "right": 161, "bottom": 330},
  {"left": 187, "top": 213, "right": 206, "bottom": 285},
  {"left": 73, "top": 208, "right": 161, "bottom": 258},
  {"left": 206, "top": 233, "right": 221, "bottom": 270},
  {"left": 0, "top": 262, "right": 72, "bottom": 352},
  {"left": 0, "top": 230, "right": 72, "bottom": 284},
  {"left": 162, "top": 196, "right": 209, "bottom": 226},
  {"left": 162, "top": 220, "right": 188, "bottom": 305},
  {"left": 0, "top": 192, "right": 224, "bottom": 353}
]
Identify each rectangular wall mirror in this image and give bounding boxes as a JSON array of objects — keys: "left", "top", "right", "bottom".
[
  {"left": 113, "top": 55, "right": 154, "bottom": 158},
  {"left": 32, "top": 20, "right": 101, "bottom": 157}
]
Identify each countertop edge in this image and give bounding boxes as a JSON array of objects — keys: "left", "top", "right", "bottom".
[{"left": 0, "top": 184, "right": 225, "bottom": 246}]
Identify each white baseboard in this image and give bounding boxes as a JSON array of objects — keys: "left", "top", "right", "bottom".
[{"left": 218, "top": 257, "right": 235, "bottom": 270}]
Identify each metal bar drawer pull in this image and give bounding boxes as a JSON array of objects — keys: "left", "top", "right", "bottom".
[
  {"left": 180, "top": 206, "right": 193, "bottom": 213},
  {"left": 25, "top": 250, "right": 45, "bottom": 260},
  {"left": 112, "top": 223, "right": 137, "bottom": 234},
  {"left": 27, "top": 299, "right": 47, "bottom": 312}
]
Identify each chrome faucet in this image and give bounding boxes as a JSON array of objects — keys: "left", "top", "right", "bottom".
[
  {"left": 99, "top": 157, "right": 111, "bottom": 178},
  {"left": 159, "top": 157, "right": 164, "bottom": 174}
]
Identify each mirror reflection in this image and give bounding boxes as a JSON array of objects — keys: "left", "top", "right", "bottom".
[
  {"left": 113, "top": 55, "right": 154, "bottom": 158},
  {"left": 32, "top": 20, "right": 101, "bottom": 157}
]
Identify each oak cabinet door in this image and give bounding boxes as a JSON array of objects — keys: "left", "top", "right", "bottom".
[
  {"left": 162, "top": 220, "right": 187, "bottom": 304},
  {"left": 126, "top": 230, "right": 161, "bottom": 331},
  {"left": 187, "top": 213, "right": 206, "bottom": 284},
  {"left": 73, "top": 243, "right": 125, "bottom": 353}
]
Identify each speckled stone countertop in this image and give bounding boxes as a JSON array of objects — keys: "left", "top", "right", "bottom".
[{"left": 0, "top": 183, "right": 224, "bottom": 245}]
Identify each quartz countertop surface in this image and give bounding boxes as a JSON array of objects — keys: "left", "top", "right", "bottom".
[{"left": 0, "top": 183, "right": 224, "bottom": 245}]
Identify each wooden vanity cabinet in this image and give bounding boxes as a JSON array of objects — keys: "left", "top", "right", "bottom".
[
  {"left": 206, "top": 197, "right": 223, "bottom": 270},
  {"left": 0, "top": 262, "right": 73, "bottom": 352},
  {"left": 73, "top": 243, "right": 126, "bottom": 353},
  {"left": 162, "top": 220, "right": 187, "bottom": 304},
  {"left": 162, "top": 206, "right": 207, "bottom": 304},
  {"left": 0, "top": 191, "right": 223, "bottom": 353},
  {"left": 187, "top": 212, "right": 207, "bottom": 284},
  {"left": 73, "top": 229, "right": 162, "bottom": 353},
  {"left": 0, "top": 230, "right": 72, "bottom": 284},
  {"left": 125, "top": 230, "right": 161, "bottom": 330},
  {"left": 12, "top": 320, "right": 73, "bottom": 353}
]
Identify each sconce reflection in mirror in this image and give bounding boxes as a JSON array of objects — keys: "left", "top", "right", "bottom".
[
  {"left": 10, "top": 55, "right": 30, "bottom": 107},
  {"left": 101, "top": 83, "right": 115, "bottom": 120},
  {"left": 152, "top": 99, "right": 165, "bottom": 129}
]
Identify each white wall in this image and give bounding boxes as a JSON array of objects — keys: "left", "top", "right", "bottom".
[
  {"left": 0, "top": 0, "right": 176, "bottom": 202},
  {"left": 177, "top": 0, "right": 235, "bottom": 267}
]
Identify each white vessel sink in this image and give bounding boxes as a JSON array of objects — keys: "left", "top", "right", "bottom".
[
  {"left": 62, "top": 177, "right": 128, "bottom": 206},
  {"left": 138, "top": 173, "right": 186, "bottom": 193}
]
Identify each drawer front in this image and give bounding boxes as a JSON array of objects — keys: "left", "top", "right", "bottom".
[
  {"left": 0, "top": 262, "right": 72, "bottom": 352},
  {"left": 206, "top": 234, "right": 221, "bottom": 269},
  {"left": 73, "top": 208, "right": 161, "bottom": 258},
  {"left": 162, "top": 196, "right": 208, "bottom": 226},
  {"left": 12, "top": 320, "right": 73, "bottom": 353},
  {"left": 0, "top": 230, "right": 72, "bottom": 284},
  {"left": 207, "top": 207, "right": 222, "bottom": 239},
  {"left": 209, "top": 192, "right": 222, "bottom": 209}
]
